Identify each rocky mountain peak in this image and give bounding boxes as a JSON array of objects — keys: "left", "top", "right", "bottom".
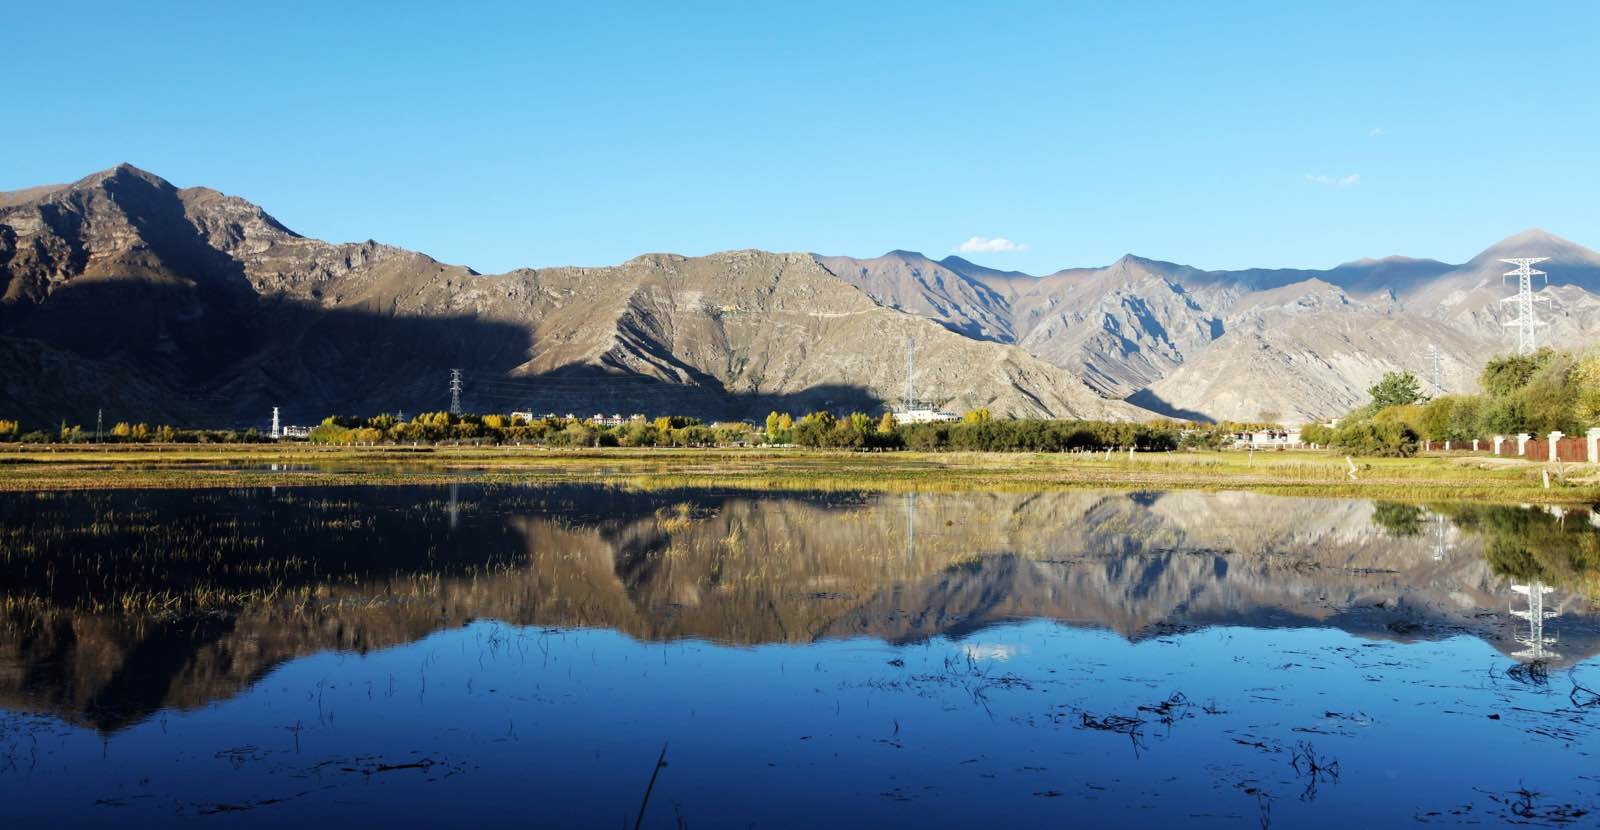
[
  {"left": 1466, "top": 228, "right": 1595, "bottom": 268},
  {"left": 52, "top": 163, "right": 179, "bottom": 207},
  {"left": 3, "top": 164, "right": 1598, "bottom": 427}
]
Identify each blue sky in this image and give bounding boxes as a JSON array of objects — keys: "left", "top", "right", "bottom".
[{"left": 5, "top": 1, "right": 1597, "bottom": 274}]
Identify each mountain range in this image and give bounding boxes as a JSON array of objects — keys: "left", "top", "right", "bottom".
[
  {"left": 6, "top": 486, "right": 1588, "bottom": 731},
  {"left": 3, "top": 164, "right": 1597, "bottom": 426}
]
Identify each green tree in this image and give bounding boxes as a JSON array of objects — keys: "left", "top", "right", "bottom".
[
  {"left": 1372, "top": 502, "right": 1425, "bottom": 537},
  {"left": 1368, "top": 371, "right": 1425, "bottom": 409},
  {"left": 1299, "top": 423, "right": 1334, "bottom": 446},
  {"left": 1480, "top": 394, "right": 1531, "bottom": 435},
  {"left": 1517, "top": 350, "right": 1582, "bottom": 434},
  {"left": 793, "top": 411, "right": 837, "bottom": 447},
  {"left": 622, "top": 421, "right": 659, "bottom": 447},
  {"left": 560, "top": 420, "right": 598, "bottom": 447},
  {"left": 1576, "top": 353, "right": 1600, "bottom": 427},
  {"left": 1331, "top": 416, "right": 1419, "bottom": 457},
  {"left": 1480, "top": 349, "right": 1552, "bottom": 398}
]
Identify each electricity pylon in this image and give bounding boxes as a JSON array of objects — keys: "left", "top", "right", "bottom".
[
  {"left": 1510, "top": 581, "right": 1559, "bottom": 662},
  {"left": 1500, "top": 258, "right": 1549, "bottom": 355}
]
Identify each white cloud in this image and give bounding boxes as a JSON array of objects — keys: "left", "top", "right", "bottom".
[
  {"left": 1305, "top": 173, "right": 1361, "bottom": 187},
  {"left": 961, "top": 643, "right": 1019, "bottom": 662},
  {"left": 956, "top": 235, "right": 1027, "bottom": 253},
  {"left": 1368, "top": 127, "right": 1385, "bottom": 137}
]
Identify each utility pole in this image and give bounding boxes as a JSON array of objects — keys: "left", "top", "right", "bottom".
[
  {"left": 449, "top": 369, "right": 463, "bottom": 416},
  {"left": 1501, "top": 257, "right": 1549, "bottom": 355},
  {"left": 1427, "top": 344, "right": 1443, "bottom": 393}
]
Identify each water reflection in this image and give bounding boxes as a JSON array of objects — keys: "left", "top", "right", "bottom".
[{"left": 0, "top": 486, "right": 1597, "bottom": 733}]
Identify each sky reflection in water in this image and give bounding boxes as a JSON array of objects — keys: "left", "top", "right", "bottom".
[{"left": 2, "top": 485, "right": 1598, "bottom": 827}]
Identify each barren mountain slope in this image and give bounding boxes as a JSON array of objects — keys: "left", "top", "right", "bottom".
[
  {"left": 854, "top": 233, "right": 1600, "bottom": 422},
  {"left": 1139, "top": 233, "right": 1600, "bottom": 422},
  {"left": 814, "top": 251, "right": 1016, "bottom": 342},
  {"left": 0, "top": 165, "right": 1138, "bottom": 424}
]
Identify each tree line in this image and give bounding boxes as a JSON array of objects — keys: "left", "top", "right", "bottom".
[
  {"left": 0, "top": 405, "right": 1289, "bottom": 454},
  {"left": 308, "top": 412, "right": 749, "bottom": 447},
  {"left": 306, "top": 409, "right": 1192, "bottom": 452},
  {"left": 0, "top": 419, "right": 270, "bottom": 445},
  {"left": 765, "top": 409, "right": 1188, "bottom": 451},
  {"left": 1304, "top": 348, "right": 1600, "bottom": 456},
  {"left": 36, "top": 353, "right": 1596, "bottom": 459}
]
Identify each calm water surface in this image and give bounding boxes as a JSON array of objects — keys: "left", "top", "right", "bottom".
[{"left": 2, "top": 485, "right": 1599, "bottom": 827}]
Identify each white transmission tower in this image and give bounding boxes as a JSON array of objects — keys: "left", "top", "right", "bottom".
[
  {"left": 903, "top": 335, "right": 916, "bottom": 409},
  {"left": 1500, "top": 257, "right": 1549, "bottom": 355},
  {"left": 1510, "top": 581, "right": 1559, "bottom": 662},
  {"left": 449, "top": 369, "right": 463, "bottom": 415},
  {"left": 1431, "top": 511, "right": 1449, "bottom": 562}
]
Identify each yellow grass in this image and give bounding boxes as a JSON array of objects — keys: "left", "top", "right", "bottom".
[{"left": 0, "top": 443, "right": 1595, "bottom": 504}]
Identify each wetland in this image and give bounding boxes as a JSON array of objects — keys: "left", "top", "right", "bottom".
[{"left": 3, "top": 482, "right": 1600, "bottom": 826}]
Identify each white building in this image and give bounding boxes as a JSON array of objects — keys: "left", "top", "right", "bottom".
[
  {"left": 893, "top": 402, "right": 960, "bottom": 424},
  {"left": 1233, "top": 428, "right": 1303, "bottom": 449}
]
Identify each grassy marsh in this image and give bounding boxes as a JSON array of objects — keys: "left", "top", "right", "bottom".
[{"left": 0, "top": 444, "right": 1596, "bottom": 504}]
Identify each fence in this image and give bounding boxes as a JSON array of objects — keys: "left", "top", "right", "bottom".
[
  {"left": 1423, "top": 434, "right": 1595, "bottom": 462},
  {"left": 1421, "top": 439, "right": 1494, "bottom": 453},
  {"left": 1523, "top": 437, "right": 1590, "bottom": 463}
]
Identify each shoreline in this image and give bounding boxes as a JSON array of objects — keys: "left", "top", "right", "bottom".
[{"left": 0, "top": 444, "right": 1595, "bottom": 504}]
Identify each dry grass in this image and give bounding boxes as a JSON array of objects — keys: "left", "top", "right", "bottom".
[{"left": 0, "top": 444, "right": 1594, "bottom": 505}]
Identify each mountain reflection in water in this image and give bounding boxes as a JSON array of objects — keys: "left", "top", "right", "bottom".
[{"left": 2, "top": 485, "right": 1597, "bottom": 734}]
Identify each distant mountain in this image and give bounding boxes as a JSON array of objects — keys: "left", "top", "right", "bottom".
[
  {"left": 8, "top": 487, "right": 1589, "bottom": 731},
  {"left": 828, "top": 232, "right": 1600, "bottom": 422},
  {"left": 5, "top": 164, "right": 1597, "bottom": 426},
  {"left": 0, "top": 165, "right": 1137, "bottom": 426}
]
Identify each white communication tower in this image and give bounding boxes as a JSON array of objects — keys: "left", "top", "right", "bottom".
[
  {"left": 1500, "top": 258, "right": 1550, "bottom": 355},
  {"left": 892, "top": 335, "right": 959, "bottom": 423},
  {"left": 904, "top": 335, "right": 916, "bottom": 409},
  {"left": 270, "top": 407, "right": 281, "bottom": 440}
]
